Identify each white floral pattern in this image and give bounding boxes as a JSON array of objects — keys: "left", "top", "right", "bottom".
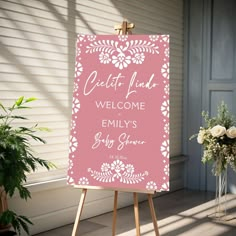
[
  {"left": 146, "top": 181, "right": 157, "bottom": 191},
  {"left": 72, "top": 97, "right": 80, "bottom": 114},
  {"left": 88, "top": 160, "right": 148, "bottom": 184},
  {"left": 111, "top": 159, "right": 125, "bottom": 178},
  {"left": 73, "top": 82, "right": 79, "bottom": 93},
  {"left": 112, "top": 54, "right": 131, "bottom": 70},
  {"left": 68, "top": 159, "right": 73, "bottom": 170},
  {"left": 161, "top": 182, "right": 169, "bottom": 191},
  {"left": 77, "top": 47, "right": 81, "bottom": 56},
  {"left": 164, "top": 123, "right": 169, "bottom": 134},
  {"left": 132, "top": 53, "right": 145, "bottom": 64},
  {"left": 161, "top": 62, "right": 169, "bottom": 79},
  {"left": 85, "top": 39, "right": 159, "bottom": 70},
  {"left": 164, "top": 47, "right": 169, "bottom": 58},
  {"left": 164, "top": 84, "right": 169, "bottom": 95},
  {"left": 118, "top": 35, "right": 128, "bottom": 41},
  {"left": 101, "top": 163, "right": 110, "bottom": 172},
  {"left": 160, "top": 35, "right": 169, "bottom": 43},
  {"left": 75, "top": 62, "right": 83, "bottom": 77},
  {"left": 164, "top": 164, "right": 169, "bottom": 176},
  {"left": 99, "top": 52, "right": 111, "bottom": 64},
  {"left": 161, "top": 100, "right": 169, "bottom": 118},
  {"left": 67, "top": 176, "right": 74, "bottom": 184},
  {"left": 77, "top": 35, "right": 85, "bottom": 42},
  {"left": 161, "top": 140, "right": 169, "bottom": 158},
  {"left": 87, "top": 35, "right": 96, "bottom": 41},
  {"left": 78, "top": 177, "right": 89, "bottom": 185},
  {"left": 149, "top": 35, "right": 159, "bottom": 41},
  {"left": 126, "top": 164, "right": 135, "bottom": 174},
  {"left": 69, "top": 135, "right": 78, "bottom": 153},
  {"left": 71, "top": 119, "right": 76, "bottom": 130}
]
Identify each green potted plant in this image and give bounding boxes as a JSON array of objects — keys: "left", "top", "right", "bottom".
[{"left": 0, "top": 96, "right": 55, "bottom": 235}]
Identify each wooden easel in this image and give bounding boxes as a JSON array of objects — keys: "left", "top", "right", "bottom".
[{"left": 71, "top": 21, "right": 160, "bottom": 236}]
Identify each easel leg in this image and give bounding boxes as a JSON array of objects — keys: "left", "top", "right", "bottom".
[
  {"left": 112, "top": 191, "right": 118, "bottom": 236},
  {"left": 133, "top": 193, "right": 141, "bottom": 236},
  {"left": 72, "top": 189, "right": 87, "bottom": 236},
  {"left": 148, "top": 194, "right": 160, "bottom": 236}
]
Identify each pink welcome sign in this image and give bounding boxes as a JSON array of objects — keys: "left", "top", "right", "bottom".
[{"left": 67, "top": 34, "right": 169, "bottom": 193}]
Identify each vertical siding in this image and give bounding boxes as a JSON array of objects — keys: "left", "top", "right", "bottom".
[{"left": 0, "top": 0, "right": 184, "bottom": 234}]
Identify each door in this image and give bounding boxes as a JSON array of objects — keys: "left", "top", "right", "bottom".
[{"left": 186, "top": 0, "right": 236, "bottom": 192}]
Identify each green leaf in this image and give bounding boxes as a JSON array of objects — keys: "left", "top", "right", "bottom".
[
  {"left": 15, "top": 106, "right": 31, "bottom": 109},
  {"left": 18, "top": 217, "right": 31, "bottom": 235},
  {"left": 25, "top": 97, "right": 37, "bottom": 103},
  {"left": 15, "top": 96, "right": 24, "bottom": 106},
  {"left": 0, "top": 102, "right": 7, "bottom": 112},
  {"left": 36, "top": 127, "right": 51, "bottom": 132},
  {"left": 10, "top": 116, "right": 28, "bottom": 120}
]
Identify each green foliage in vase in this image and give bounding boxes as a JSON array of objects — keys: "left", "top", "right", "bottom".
[{"left": 0, "top": 96, "right": 55, "bottom": 235}]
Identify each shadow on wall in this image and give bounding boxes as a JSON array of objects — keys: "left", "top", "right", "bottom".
[{"left": 1, "top": 0, "right": 97, "bottom": 115}]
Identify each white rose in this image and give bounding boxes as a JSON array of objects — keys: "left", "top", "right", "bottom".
[
  {"left": 197, "top": 129, "right": 205, "bottom": 144},
  {"left": 210, "top": 125, "right": 226, "bottom": 137},
  {"left": 226, "top": 126, "right": 236, "bottom": 138}
]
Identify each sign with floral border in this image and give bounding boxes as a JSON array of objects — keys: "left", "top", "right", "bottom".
[{"left": 67, "top": 34, "right": 169, "bottom": 193}]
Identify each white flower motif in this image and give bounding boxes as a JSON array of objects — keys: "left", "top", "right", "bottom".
[
  {"left": 111, "top": 160, "right": 125, "bottom": 173},
  {"left": 101, "top": 163, "right": 110, "bottom": 172},
  {"left": 161, "top": 100, "right": 169, "bottom": 118},
  {"left": 161, "top": 182, "right": 169, "bottom": 191},
  {"left": 99, "top": 52, "right": 111, "bottom": 64},
  {"left": 71, "top": 119, "right": 76, "bottom": 130},
  {"left": 68, "top": 159, "right": 73, "bottom": 170},
  {"left": 78, "top": 177, "right": 89, "bottom": 185},
  {"left": 125, "top": 164, "right": 134, "bottom": 174},
  {"left": 87, "top": 35, "right": 96, "bottom": 41},
  {"left": 164, "top": 123, "right": 169, "bottom": 134},
  {"left": 77, "top": 35, "right": 85, "bottom": 42},
  {"left": 210, "top": 125, "right": 226, "bottom": 137},
  {"left": 161, "top": 140, "right": 169, "bottom": 158},
  {"left": 75, "top": 62, "right": 83, "bottom": 77},
  {"left": 132, "top": 53, "right": 145, "bottom": 64},
  {"left": 69, "top": 135, "right": 78, "bottom": 153},
  {"left": 76, "top": 47, "right": 81, "bottom": 56},
  {"left": 67, "top": 176, "right": 74, "bottom": 184},
  {"left": 161, "top": 62, "right": 169, "bottom": 79},
  {"left": 164, "top": 165, "right": 169, "bottom": 176},
  {"left": 112, "top": 54, "right": 131, "bottom": 70},
  {"left": 72, "top": 97, "right": 80, "bottom": 114},
  {"left": 164, "top": 84, "right": 169, "bottom": 95},
  {"left": 164, "top": 47, "right": 169, "bottom": 58},
  {"left": 226, "top": 126, "right": 236, "bottom": 138},
  {"left": 146, "top": 181, "right": 157, "bottom": 191},
  {"left": 149, "top": 35, "right": 159, "bottom": 41},
  {"left": 118, "top": 35, "right": 128, "bottom": 41},
  {"left": 160, "top": 35, "right": 169, "bottom": 43},
  {"left": 73, "top": 82, "right": 79, "bottom": 93}
]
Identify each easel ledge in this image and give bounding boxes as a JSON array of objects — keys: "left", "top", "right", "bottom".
[
  {"left": 71, "top": 20, "right": 160, "bottom": 236},
  {"left": 73, "top": 184, "right": 156, "bottom": 194}
]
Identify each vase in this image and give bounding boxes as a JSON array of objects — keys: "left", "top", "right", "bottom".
[{"left": 214, "top": 165, "right": 227, "bottom": 218}]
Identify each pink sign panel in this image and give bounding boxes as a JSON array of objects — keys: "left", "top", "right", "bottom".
[{"left": 68, "top": 34, "right": 169, "bottom": 192}]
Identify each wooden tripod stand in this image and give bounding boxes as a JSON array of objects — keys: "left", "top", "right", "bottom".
[
  {"left": 72, "top": 188, "right": 160, "bottom": 236},
  {"left": 71, "top": 21, "right": 160, "bottom": 236}
]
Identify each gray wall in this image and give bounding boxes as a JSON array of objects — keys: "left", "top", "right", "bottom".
[{"left": 185, "top": 0, "right": 236, "bottom": 193}]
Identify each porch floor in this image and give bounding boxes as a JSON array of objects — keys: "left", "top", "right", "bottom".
[{"left": 34, "top": 190, "right": 236, "bottom": 236}]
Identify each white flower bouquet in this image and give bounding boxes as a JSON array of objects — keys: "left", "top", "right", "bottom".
[{"left": 190, "top": 102, "right": 236, "bottom": 176}]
